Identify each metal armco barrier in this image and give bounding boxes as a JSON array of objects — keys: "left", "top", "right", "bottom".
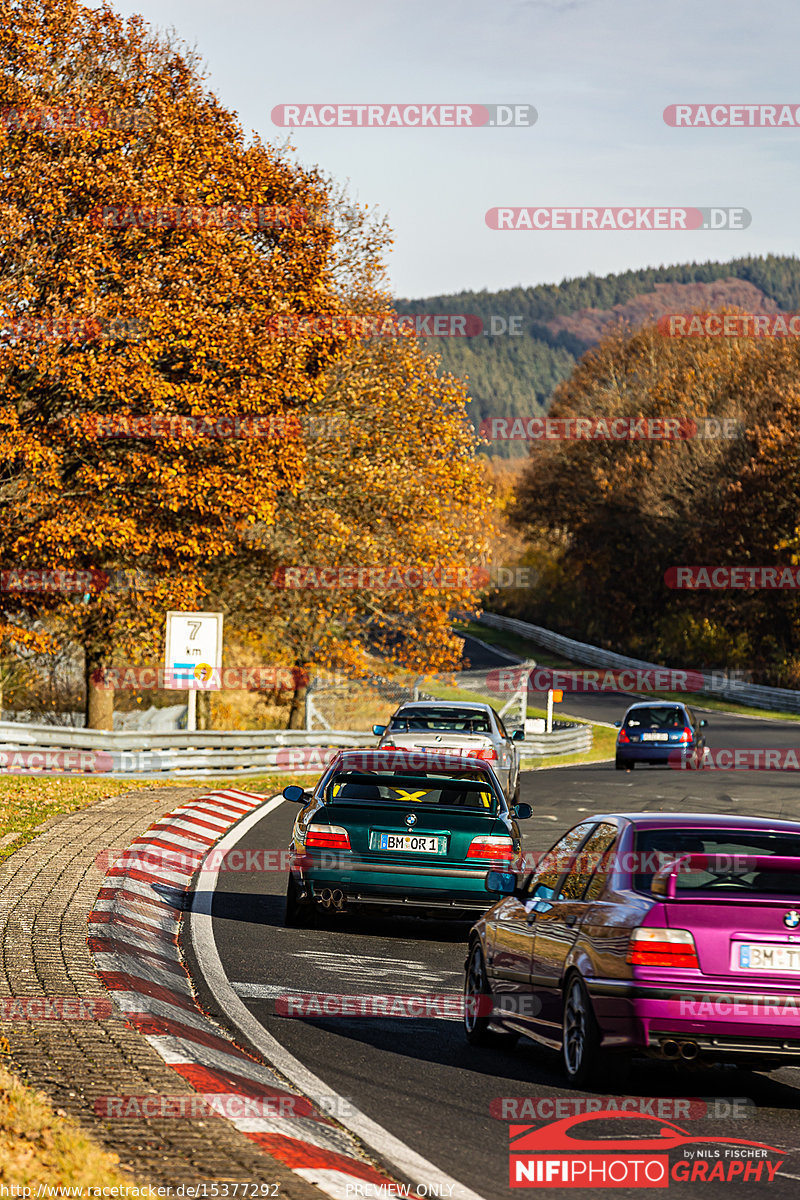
[
  {"left": 0, "top": 715, "right": 590, "bottom": 773},
  {"left": 480, "top": 612, "right": 800, "bottom": 715},
  {"left": 521, "top": 723, "right": 593, "bottom": 758},
  {"left": 0, "top": 722, "right": 373, "bottom": 774}
]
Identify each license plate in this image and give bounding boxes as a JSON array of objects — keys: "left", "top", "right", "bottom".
[
  {"left": 641, "top": 732, "right": 669, "bottom": 741},
  {"left": 738, "top": 943, "right": 800, "bottom": 972},
  {"left": 378, "top": 833, "right": 442, "bottom": 853}
]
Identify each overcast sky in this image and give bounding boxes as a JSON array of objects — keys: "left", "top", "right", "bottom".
[{"left": 105, "top": 0, "right": 800, "bottom": 299}]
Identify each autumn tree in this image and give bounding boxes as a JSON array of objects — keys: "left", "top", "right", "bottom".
[
  {"left": 0, "top": 0, "right": 361, "bottom": 726},
  {"left": 510, "top": 318, "right": 800, "bottom": 680}
]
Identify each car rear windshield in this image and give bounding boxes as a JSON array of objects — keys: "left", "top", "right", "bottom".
[
  {"left": 633, "top": 828, "right": 800, "bottom": 895},
  {"left": 624, "top": 707, "right": 686, "bottom": 729},
  {"left": 324, "top": 770, "right": 499, "bottom": 812},
  {"left": 388, "top": 708, "right": 492, "bottom": 734}
]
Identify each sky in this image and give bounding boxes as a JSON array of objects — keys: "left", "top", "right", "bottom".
[{"left": 104, "top": 0, "right": 800, "bottom": 299}]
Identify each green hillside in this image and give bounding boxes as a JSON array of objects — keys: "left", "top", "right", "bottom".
[{"left": 396, "top": 255, "right": 800, "bottom": 456}]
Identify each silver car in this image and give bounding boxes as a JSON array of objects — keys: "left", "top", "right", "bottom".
[{"left": 372, "top": 701, "right": 524, "bottom": 803}]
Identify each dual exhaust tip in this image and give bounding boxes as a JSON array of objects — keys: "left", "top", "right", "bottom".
[
  {"left": 318, "top": 888, "right": 345, "bottom": 911},
  {"left": 660, "top": 1038, "right": 699, "bottom": 1061}
]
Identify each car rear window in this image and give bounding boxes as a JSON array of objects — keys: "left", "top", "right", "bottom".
[
  {"left": 624, "top": 707, "right": 685, "bottom": 729},
  {"left": 633, "top": 828, "right": 800, "bottom": 895},
  {"left": 324, "top": 770, "right": 499, "bottom": 812},
  {"left": 388, "top": 708, "right": 492, "bottom": 734}
]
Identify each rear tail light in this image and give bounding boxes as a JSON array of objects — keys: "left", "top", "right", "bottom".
[
  {"left": 466, "top": 835, "right": 515, "bottom": 863},
  {"left": 306, "top": 824, "right": 352, "bottom": 851},
  {"left": 676, "top": 727, "right": 693, "bottom": 743},
  {"left": 617, "top": 728, "right": 630, "bottom": 743},
  {"left": 467, "top": 747, "right": 498, "bottom": 761},
  {"left": 626, "top": 928, "right": 699, "bottom": 969}
]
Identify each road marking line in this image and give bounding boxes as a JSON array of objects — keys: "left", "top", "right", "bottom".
[{"left": 190, "top": 798, "right": 488, "bottom": 1200}]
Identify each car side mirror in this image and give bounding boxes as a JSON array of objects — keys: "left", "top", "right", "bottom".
[
  {"left": 513, "top": 803, "right": 533, "bottom": 819},
  {"left": 512, "top": 729, "right": 525, "bottom": 742},
  {"left": 614, "top": 721, "right": 622, "bottom": 728},
  {"left": 282, "top": 785, "right": 309, "bottom": 803},
  {"left": 485, "top": 869, "right": 517, "bottom": 895},
  {"left": 372, "top": 724, "right": 386, "bottom": 736},
  {"left": 700, "top": 720, "right": 708, "bottom": 727}
]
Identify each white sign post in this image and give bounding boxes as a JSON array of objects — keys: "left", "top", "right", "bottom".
[{"left": 164, "top": 611, "right": 224, "bottom": 732}]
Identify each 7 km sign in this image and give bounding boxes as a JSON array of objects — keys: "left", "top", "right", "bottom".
[{"left": 164, "top": 611, "right": 224, "bottom": 691}]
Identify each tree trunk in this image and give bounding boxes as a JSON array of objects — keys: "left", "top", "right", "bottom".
[
  {"left": 85, "top": 648, "right": 114, "bottom": 730},
  {"left": 197, "top": 690, "right": 212, "bottom": 730},
  {"left": 286, "top": 680, "right": 308, "bottom": 729}
]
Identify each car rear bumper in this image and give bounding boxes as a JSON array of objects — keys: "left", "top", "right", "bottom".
[
  {"left": 588, "top": 977, "right": 800, "bottom": 1055},
  {"left": 615, "top": 743, "right": 699, "bottom": 763},
  {"left": 291, "top": 853, "right": 498, "bottom": 913}
]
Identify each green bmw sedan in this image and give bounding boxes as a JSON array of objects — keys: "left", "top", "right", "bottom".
[{"left": 282, "top": 747, "right": 532, "bottom": 925}]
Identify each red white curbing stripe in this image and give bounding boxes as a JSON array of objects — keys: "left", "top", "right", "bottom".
[{"left": 88, "top": 789, "right": 393, "bottom": 1199}]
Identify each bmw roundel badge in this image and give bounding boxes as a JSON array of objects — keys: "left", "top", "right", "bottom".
[
  {"left": 405, "top": 813, "right": 417, "bottom": 826},
  {"left": 784, "top": 910, "right": 800, "bottom": 929}
]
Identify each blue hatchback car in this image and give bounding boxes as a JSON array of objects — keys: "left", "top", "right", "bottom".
[{"left": 614, "top": 701, "right": 707, "bottom": 770}]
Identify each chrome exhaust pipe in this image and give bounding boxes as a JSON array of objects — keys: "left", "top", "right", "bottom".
[
  {"left": 660, "top": 1038, "right": 681, "bottom": 1059},
  {"left": 331, "top": 889, "right": 345, "bottom": 910},
  {"left": 679, "top": 1040, "right": 699, "bottom": 1060},
  {"left": 318, "top": 888, "right": 333, "bottom": 908}
]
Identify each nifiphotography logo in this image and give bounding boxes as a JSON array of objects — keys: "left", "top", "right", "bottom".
[{"left": 509, "top": 1111, "right": 784, "bottom": 1187}]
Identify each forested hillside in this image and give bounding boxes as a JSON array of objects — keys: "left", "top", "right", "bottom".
[{"left": 396, "top": 255, "right": 800, "bottom": 455}]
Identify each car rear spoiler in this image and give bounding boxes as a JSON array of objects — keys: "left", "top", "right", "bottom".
[{"left": 652, "top": 853, "right": 800, "bottom": 900}]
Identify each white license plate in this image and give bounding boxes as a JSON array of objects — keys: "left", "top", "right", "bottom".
[
  {"left": 641, "top": 732, "right": 670, "bottom": 741},
  {"left": 378, "top": 833, "right": 441, "bottom": 853},
  {"left": 738, "top": 943, "right": 800, "bottom": 972}
]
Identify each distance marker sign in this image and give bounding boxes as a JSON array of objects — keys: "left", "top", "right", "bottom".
[{"left": 164, "top": 611, "right": 224, "bottom": 690}]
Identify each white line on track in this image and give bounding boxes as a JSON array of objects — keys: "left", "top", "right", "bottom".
[{"left": 190, "top": 796, "right": 488, "bottom": 1200}]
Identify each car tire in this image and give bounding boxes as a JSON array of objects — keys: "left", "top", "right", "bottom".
[
  {"left": 284, "top": 875, "right": 315, "bottom": 928},
  {"left": 561, "top": 973, "right": 601, "bottom": 1086},
  {"left": 615, "top": 757, "right": 625, "bottom": 770},
  {"left": 464, "top": 943, "right": 495, "bottom": 1046}
]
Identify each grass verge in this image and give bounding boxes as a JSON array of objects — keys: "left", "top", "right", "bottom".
[{"left": 0, "top": 1062, "right": 131, "bottom": 1188}]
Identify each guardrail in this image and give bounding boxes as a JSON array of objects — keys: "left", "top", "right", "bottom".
[
  {"left": 520, "top": 722, "right": 593, "bottom": 758},
  {"left": 0, "top": 714, "right": 591, "bottom": 773},
  {"left": 480, "top": 612, "right": 800, "bottom": 715},
  {"left": 0, "top": 723, "right": 374, "bottom": 775}
]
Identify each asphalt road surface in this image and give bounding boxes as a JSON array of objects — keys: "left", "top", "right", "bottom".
[
  {"left": 194, "top": 759, "right": 800, "bottom": 1200},
  {"left": 186, "top": 639, "right": 800, "bottom": 1200}
]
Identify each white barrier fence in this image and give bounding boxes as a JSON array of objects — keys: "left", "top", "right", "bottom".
[
  {"left": 0, "top": 722, "right": 373, "bottom": 775},
  {"left": 480, "top": 612, "right": 798, "bottom": 714}
]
